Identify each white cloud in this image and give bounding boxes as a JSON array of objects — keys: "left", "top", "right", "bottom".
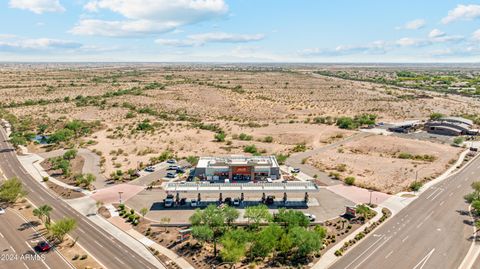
[
  {"left": 0, "top": 35, "right": 81, "bottom": 50},
  {"left": 395, "top": 37, "right": 428, "bottom": 47},
  {"left": 73, "top": 0, "right": 228, "bottom": 37},
  {"left": 9, "top": 0, "right": 65, "bottom": 14},
  {"left": 155, "top": 32, "right": 264, "bottom": 47},
  {"left": 473, "top": 29, "right": 480, "bottom": 41},
  {"left": 70, "top": 19, "right": 180, "bottom": 37},
  {"left": 301, "top": 40, "right": 387, "bottom": 56},
  {"left": 396, "top": 19, "right": 426, "bottom": 30},
  {"left": 442, "top": 4, "right": 480, "bottom": 24},
  {"left": 428, "top": 29, "right": 445, "bottom": 38}
]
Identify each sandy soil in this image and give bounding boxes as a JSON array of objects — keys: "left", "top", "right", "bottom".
[
  {"left": 307, "top": 135, "right": 462, "bottom": 193},
  {"left": 1, "top": 65, "right": 477, "bottom": 183}
]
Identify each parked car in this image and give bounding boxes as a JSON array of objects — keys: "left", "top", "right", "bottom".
[
  {"left": 191, "top": 199, "right": 198, "bottom": 207},
  {"left": 167, "top": 159, "right": 176, "bottom": 164},
  {"left": 291, "top": 168, "right": 300, "bottom": 174},
  {"left": 224, "top": 197, "right": 232, "bottom": 206},
  {"left": 266, "top": 178, "right": 273, "bottom": 183},
  {"left": 176, "top": 167, "right": 186, "bottom": 173},
  {"left": 164, "top": 194, "right": 175, "bottom": 208},
  {"left": 35, "top": 241, "right": 51, "bottom": 252},
  {"left": 304, "top": 213, "right": 316, "bottom": 222},
  {"left": 168, "top": 165, "right": 180, "bottom": 170},
  {"left": 179, "top": 198, "right": 187, "bottom": 205},
  {"left": 0, "top": 208, "right": 5, "bottom": 215},
  {"left": 166, "top": 172, "right": 177, "bottom": 178},
  {"left": 233, "top": 198, "right": 240, "bottom": 206},
  {"left": 144, "top": 166, "right": 155, "bottom": 172},
  {"left": 265, "top": 195, "right": 275, "bottom": 205}
]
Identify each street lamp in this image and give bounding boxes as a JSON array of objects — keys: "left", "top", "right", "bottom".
[
  {"left": 368, "top": 189, "right": 373, "bottom": 205},
  {"left": 118, "top": 191, "right": 124, "bottom": 204}
]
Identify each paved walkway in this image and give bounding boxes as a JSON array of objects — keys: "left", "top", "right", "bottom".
[
  {"left": 17, "top": 153, "right": 90, "bottom": 194},
  {"left": 68, "top": 196, "right": 167, "bottom": 269},
  {"left": 38, "top": 148, "right": 108, "bottom": 189}
]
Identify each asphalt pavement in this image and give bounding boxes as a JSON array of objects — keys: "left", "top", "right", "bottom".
[
  {"left": 0, "top": 208, "right": 72, "bottom": 269},
  {"left": 0, "top": 127, "right": 163, "bottom": 269},
  {"left": 330, "top": 153, "right": 480, "bottom": 269}
]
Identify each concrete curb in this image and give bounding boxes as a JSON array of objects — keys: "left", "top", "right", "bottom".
[{"left": 312, "top": 207, "right": 385, "bottom": 269}]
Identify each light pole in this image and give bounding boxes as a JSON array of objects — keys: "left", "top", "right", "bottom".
[
  {"left": 118, "top": 191, "right": 124, "bottom": 204},
  {"left": 369, "top": 189, "right": 373, "bottom": 205}
]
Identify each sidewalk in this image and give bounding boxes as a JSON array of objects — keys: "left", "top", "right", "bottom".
[
  {"left": 68, "top": 197, "right": 167, "bottom": 269},
  {"left": 312, "top": 207, "right": 384, "bottom": 269},
  {"left": 17, "top": 153, "right": 91, "bottom": 195}
]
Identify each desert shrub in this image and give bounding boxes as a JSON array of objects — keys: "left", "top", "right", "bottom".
[
  {"left": 409, "top": 181, "right": 423, "bottom": 192},
  {"left": 344, "top": 177, "right": 355, "bottom": 185}
]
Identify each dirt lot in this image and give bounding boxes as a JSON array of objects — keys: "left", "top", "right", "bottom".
[{"left": 307, "top": 134, "right": 463, "bottom": 193}]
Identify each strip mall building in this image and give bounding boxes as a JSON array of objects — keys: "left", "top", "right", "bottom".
[{"left": 194, "top": 156, "right": 281, "bottom": 181}]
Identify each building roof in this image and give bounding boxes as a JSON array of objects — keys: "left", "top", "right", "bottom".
[
  {"left": 440, "top": 117, "right": 473, "bottom": 127},
  {"left": 164, "top": 181, "right": 319, "bottom": 193},
  {"left": 197, "top": 156, "right": 279, "bottom": 168}
]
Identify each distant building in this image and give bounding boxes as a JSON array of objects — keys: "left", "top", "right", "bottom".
[
  {"left": 194, "top": 155, "right": 281, "bottom": 181},
  {"left": 388, "top": 120, "right": 422, "bottom": 133},
  {"left": 425, "top": 116, "right": 478, "bottom": 136}
]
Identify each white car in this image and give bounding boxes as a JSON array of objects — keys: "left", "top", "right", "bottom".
[
  {"left": 0, "top": 208, "right": 5, "bottom": 215},
  {"left": 191, "top": 199, "right": 198, "bottom": 207},
  {"left": 304, "top": 213, "right": 316, "bottom": 222}
]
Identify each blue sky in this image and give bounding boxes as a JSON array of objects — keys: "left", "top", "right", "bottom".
[{"left": 1, "top": 0, "right": 480, "bottom": 62}]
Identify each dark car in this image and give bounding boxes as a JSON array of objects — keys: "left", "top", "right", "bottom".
[
  {"left": 291, "top": 168, "right": 300, "bottom": 174},
  {"left": 176, "top": 167, "right": 186, "bottom": 173},
  {"left": 224, "top": 197, "right": 232, "bottom": 206},
  {"left": 265, "top": 195, "right": 275, "bottom": 205},
  {"left": 35, "top": 241, "right": 51, "bottom": 252},
  {"left": 166, "top": 172, "right": 177, "bottom": 178},
  {"left": 167, "top": 159, "right": 176, "bottom": 164}
]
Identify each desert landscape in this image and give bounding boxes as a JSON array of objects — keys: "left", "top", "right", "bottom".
[{"left": 1, "top": 64, "right": 478, "bottom": 193}]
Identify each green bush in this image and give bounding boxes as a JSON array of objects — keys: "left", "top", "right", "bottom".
[
  {"left": 409, "top": 181, "right": 423, "bottom": 192},
  {"left": 344, "top": 177, "right": 355, "bottom": 185}
]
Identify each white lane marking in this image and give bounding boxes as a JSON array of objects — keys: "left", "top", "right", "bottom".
[
  {"left": 417, "top": 211, "right": 434, "bottom": 229},
  {"left": 343, "top": 235, "right": 386, "bottom": 269},
  {"left": 38, "top": 196, "right": 45, "bottom": 202},
  {"left": 10, "top": 246, "right": 16, "bottom": 253},
  {"left": 402, "top": 235, "right": 409, "bottom": 242},
  {"left": 412, "top": 248, "right": 435, "bottom": 269},
  {"left": 23, "top": 262, "right": 30, "bottom": 269},
  {"left": 430, "top": 189, "right": 444, "bottom": 201},
  {"left": 426, "top": 188, "right": 441, "bottom": 200},
  {"left": 77, "top": 227, "right": 85, "bottom": 233},
  {"left": 449, "top": 192, "right": 453, "bottom": 197},
  {"left": 457, "top": 184, "right": 462, "bottom": 189},
  {"left": 440, "top": 200, "right": 445, "bottom": 206},
  {"left": 385, "top": 250, "right": 393, "bottom": 259},
  {"left": 25, "top": 242, "right": 51, "bottom": 269},
  {"left": 352, "top": 236, "right": 392, "bottom": 269},
  {"left": 0, "top": 232, "right": 4, "bottom": 238},
  {"left": 114, "top": 256, "right": 126, "bottom": 265},
  {"left": 93, "top": 240, "right": 103, "bottom": 248}
]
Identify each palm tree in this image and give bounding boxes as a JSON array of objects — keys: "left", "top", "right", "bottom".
[{"left": 33, "top": 204, "right": 53, "bottom": 224}]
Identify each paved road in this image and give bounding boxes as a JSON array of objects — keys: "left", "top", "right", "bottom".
[
  {"left": 286, "top": 132, "right": 371, "bottom": 185},
  {"left": 330, "top": 154, "right": 480, "bottom": 269},
  {"left": 0, "top": 208, "right": 72, "bottom": 269},
  {"left": 0, "top": 127, "right": 162, "bottom": 269}
]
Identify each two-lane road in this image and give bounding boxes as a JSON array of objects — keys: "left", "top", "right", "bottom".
[
  {"left": 330, "top": 154, "right": 480, "bottom": 269},
  {"left": 0, "top": 127, "right": 162, "bottom": 269}
]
